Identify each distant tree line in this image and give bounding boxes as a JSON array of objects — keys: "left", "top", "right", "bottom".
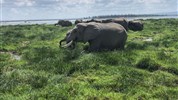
[{"left": 83, "top": 14, "right": 168, "bottom": 19}]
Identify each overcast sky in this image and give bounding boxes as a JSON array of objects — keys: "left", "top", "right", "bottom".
[{"left": 0, "top": 0, "right": 177, "bottom": 20}]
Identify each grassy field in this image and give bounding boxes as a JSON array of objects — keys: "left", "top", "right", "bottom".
[{"left": 0, "top": 19, "right": 178, "bottom": 100}]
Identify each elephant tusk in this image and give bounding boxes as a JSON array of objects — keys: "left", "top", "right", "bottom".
[{"left": 61, "top": 40, "right": 73, "bottom": 48}]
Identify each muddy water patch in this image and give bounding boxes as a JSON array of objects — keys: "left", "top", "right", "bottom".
[
  {"left": 132, "top": 37, "right": 153, "bottom": 42},
  {"left": 143, "top": 37, "right": 153, "bottom": 42}
]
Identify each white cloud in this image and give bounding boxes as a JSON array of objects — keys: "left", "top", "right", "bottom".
[
  {"left": 137, "top": 0, "right": 161, "bottom": 4},
  {"left": 74, "top": 0, "right": 94, "bottom": 4},
  {"left": 54, "top": 0, "right": 96, "bottom": 13},
  {"left": 52, "top": 0, "right": 177, "bottom": 18},
  {"left": 0, "top": 0, "right": 4, "bottom": 4},
  {"left": 59, "top": 0, "right": 96, "bottom": 5},
  {"left": 177, "top": 2, "right": 178, "bottom": 12},
  {"left": 2, "top": 0, "right": 177, "bottom": 20},
  {"left": 14, "top": 0, "right": 35, "bottom": 6},
  {"left": 11, "top": 8, "right": 19, "bottom": 14}
]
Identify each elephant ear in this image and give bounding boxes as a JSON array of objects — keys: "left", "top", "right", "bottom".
[
  {"left": 76, "top": 23, "right": 87, "bottom": 42},
  {"left": 83, "top": 24, "right": 99, "bottom": 43},
  {"left": 76, "top": 23, "right": 87, "bottom": 33}
]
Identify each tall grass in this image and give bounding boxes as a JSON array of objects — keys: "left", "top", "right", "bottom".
[{"left": 0, "top": 19, "right": 178, "bottom": 99}]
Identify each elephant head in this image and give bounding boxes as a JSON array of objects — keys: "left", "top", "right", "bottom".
[
  {"left": 128, "top": 21, "right": 143, "bottom": 31},
  {"left": 60, "top": 23, "right": 99, "bottom": 49}
]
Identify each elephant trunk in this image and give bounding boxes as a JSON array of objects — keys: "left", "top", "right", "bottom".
[
  {"left": 59, "top": 38, "right": 66, "bottom": 47},
  {"left": 59, "top": 38, "right": 76, "bottom": 49}
]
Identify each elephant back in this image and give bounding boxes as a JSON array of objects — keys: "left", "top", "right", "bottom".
[
  {"left": 112, "top": 18, "right": 128, "bottom": 31},
  {"left": 75, "top": 19, "right": 83, "bottom": 25},
  {"left": 55, "top": 20, "right": 72, "bottom": 27},
  {"left": 128, "top": 21, "right": 143, "bottom": 31}
]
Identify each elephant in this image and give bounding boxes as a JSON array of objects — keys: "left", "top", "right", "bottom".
[
  {"left": 85, "top": 19, "right": 102, "bottom": 23},
  {"left": 101, "top": 18, "right": 144, "bottom": 31},
  {"left": 60, "top": 22, "right": 127, "bottom": 51},
  {"left": 128, "top": 20, "right": 143, "bottom": 31},
  {"left": 55, "top": 20, "right": 72, "bottom": 27},
  {"left": 102, "top": 18, "right": 128, "bottom": 31},
  {"left": 76, "top": 19, "right": 102, "bottom": 23},
  {"left": 112, "top": 18, "right": 129, "bottom": 31},
  {"left": 75, "top": 19, "right": 83, "bottom": 25},
  {"left": 102, "top": 19, "right": 113, "bottom": 23}
]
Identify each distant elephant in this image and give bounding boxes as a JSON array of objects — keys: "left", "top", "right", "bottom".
[
  {"left": 102, "top": 18, "right": 143, "bottom": 31},
  {"left": 128, "top": 21, "right": 143, "bottom": 31},
  {"left": 112, "top": 18, "right": 128, "bottom": 31},
  {"left": 102, "top": 18, "right": 128, "bottom": 31},
  {"left": 85, "top": 19, "right": 102, "bottom": 23},
  {"left": 75, "top": 19, "right": 83, "bottom": 25},
  {"left": 60, "top": 22, "right": 127, "bottom": 51},
  {"left": 102, "top": 19, "right": 113, "bottom": 23},
  {"left": 55, "top": 20, "right": 72, "bottom": 27}
]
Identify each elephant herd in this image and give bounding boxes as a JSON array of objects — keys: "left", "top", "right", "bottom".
[{"left": 59, "top": 18, "right": 144, "bottom": 52}]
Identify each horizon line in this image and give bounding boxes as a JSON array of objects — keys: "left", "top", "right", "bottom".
[{"left": 0, "top": 13, "right": 177, "bottom": 22}]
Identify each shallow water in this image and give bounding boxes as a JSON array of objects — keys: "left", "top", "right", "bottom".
[
  {"left": 0, "top": 51, "right": 21, "bottom": 60},
  {"left": 0, "top": 16, "right": 177, "bottom": 26},
  {"left": 11, "top": 54, "right": 21, "bottom": 60},
  {"left": 143, "top": 38, "right": 153, "bottom": 42}
]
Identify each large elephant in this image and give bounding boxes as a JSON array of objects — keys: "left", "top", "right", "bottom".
[
  {"left": 128, "top": 20, "right": 143, "bottom": 31},
  {"left": 55, "top": 20, "right": 72, "bottom": 27},
  {"left": 60, "top": 22, "right": 127, "bottom": 51},
  {"left": 102, "top": 18, "right": 143, "bottom": 31}
]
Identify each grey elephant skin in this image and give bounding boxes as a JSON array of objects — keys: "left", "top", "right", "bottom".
[
  {"left": 75, "top": 19, "right": 83, "bottom": 25},
  {"left": 128, "top": 21, "right": 143, "bottom": 31},
  {"left": 60, "top": 22, "right": 127, "bottom": 52},
  {"left": 111, "top": 18, "right": 129, "bottom": 31},
  {"left": 75, "top": 19, "right": 102, "bottom": 25},
  {"left": 102, "top": 18, "right": 128, "bottom": 31},
  {"left": 76, "top": 18, "right": 144, "bottom": 31},
  {"left": 89, "top": 18, "right": 129, "bottom": 31},
  {"left": 55, "top": 20, "right": 72, "bottom": 27},
  {"left": 102, "top": 18, "right": 143, "bottom": 31},
  {"left": 85, "top": 19, "right": 102, "bottom": 23}
]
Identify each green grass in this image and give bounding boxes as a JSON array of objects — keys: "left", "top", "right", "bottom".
[{"left": 0, "top": 19, "right": 178, "bottom": 100}]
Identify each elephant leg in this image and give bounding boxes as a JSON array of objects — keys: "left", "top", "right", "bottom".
[
  {"left": 118, "top": 41, "right": 126, "bottom": 50},
  {"left": 119, "top": 44, "right": 125, "bottom": 50},
  {"left": 88, "top": 40, "right": 101, "bottom": 52}
]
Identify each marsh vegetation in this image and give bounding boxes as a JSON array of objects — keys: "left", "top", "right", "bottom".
[{"left": 0, "top": 19, "right": 178, "bottom": 99}]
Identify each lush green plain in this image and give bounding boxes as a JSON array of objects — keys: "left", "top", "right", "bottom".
[{"left": 0, "top": 19, "right": 178, "bottom": 100}]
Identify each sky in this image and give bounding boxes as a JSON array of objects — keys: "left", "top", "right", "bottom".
[{"left": 0, "top": 0, "right": 178, "bottom": 20}]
